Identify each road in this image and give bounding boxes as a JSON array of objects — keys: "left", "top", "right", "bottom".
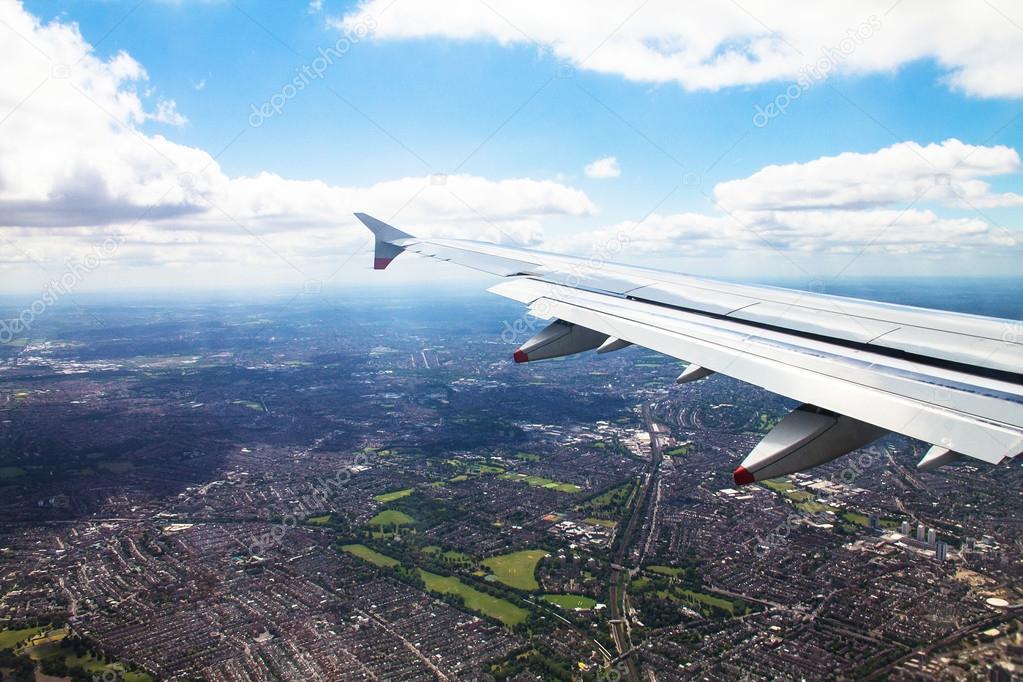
[{"left": 607, "top": 403, "right": 663, "bottom": 682}]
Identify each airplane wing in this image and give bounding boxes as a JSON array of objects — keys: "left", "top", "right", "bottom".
[{"left": 355, "top": 213, "right": 1023, "bottom": 485}]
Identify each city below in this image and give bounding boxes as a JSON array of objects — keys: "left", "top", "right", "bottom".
[{"left": 0, "top": 286, "right": 1020, "bottom": 681}]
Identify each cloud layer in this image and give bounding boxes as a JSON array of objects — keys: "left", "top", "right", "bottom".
[
  {"left": 0, "top": 1, "right": 595, "bottom": 272},
  {"left": 550, "top": 140, "right": 1021, "bottom": 258},
  {"left": 714, "top": 140, "right": 1023, "bottom": 211},
  {"left": 337, "top": 0, "right": 1023, "bottom": 97}
]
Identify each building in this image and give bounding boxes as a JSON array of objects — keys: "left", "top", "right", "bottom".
[
  {"left": 935, "top": 541, "right": 947, "bottom": 561},
  {"left": 900, "top": 520, "right": 910, "bottom": 536},
  {"left": 868, "top": 514, "right": 879, "bottom": 530},
  {"left": 916, "top": 523, "right": 926, "bottom": 542},
  {"left": 926, "top": 528, "right": 936, "bottom": 546}
]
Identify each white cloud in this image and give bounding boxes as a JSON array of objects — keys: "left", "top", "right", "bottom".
[
  {"left": 546, "top": 208, "right": 1016, "bottom": 259},
  {"left": 337, "top": 0, "right": 1023, "bottom": 97},
  {"left": 308, "top": 0, "right": 324, "bottom": 14},
  {"left": 151, "top": 99, "right": 187, "bottom": 126},
  {"left": 584, "top": 156, "right": 620, "bottom": 179},
  {"left": 714, "top": 139, "right": 1023, "bottom": 211},
  {"left": 547, "top": 140, "right": 1023, "bottom": 259},
  {"left": 0, "top": 1, "right": 594, "bottom": 273}
]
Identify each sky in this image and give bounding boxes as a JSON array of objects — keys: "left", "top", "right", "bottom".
[{"left": 1, "top": 0, "right": 1023, "bottom": 296}]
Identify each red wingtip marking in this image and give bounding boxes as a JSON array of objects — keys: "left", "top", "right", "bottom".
[
  {"left": 733, "top": 466, "right": 755, "bottom": 486},
  {"left": 513, "top": 349, "right": 528, "bottom": 364},
  {"left": 373, "top": 257, "right": 393, "bottom": 270}
]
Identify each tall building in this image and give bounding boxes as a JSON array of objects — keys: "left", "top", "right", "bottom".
[
  {"left": 868, "top": 514, "right": 879, "bottom": 530},
  {"left": 927, "top": 528, "right": 937, "bottom": 546},
  {"left": 900, "top": 520, "right": 910, "bottom": 536},
  {"left": 916, "top": 523, "right": 926, "bottom": 542},
  {"left": 936, "top": 541, "right": 947, "bottom": 561}
]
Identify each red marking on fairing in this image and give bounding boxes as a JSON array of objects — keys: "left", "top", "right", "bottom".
[
  {"left": 513, "top": 349, "right": 528, "bottom": 363},
  {"left": 733, "top": 466, "right": 755, "bottom": 486}
]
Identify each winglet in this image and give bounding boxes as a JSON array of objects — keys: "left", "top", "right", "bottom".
[{"left": 354, "top": 213, "right": 413, "bottom": 270}]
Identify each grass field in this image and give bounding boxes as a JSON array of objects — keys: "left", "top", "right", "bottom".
[
  {"left": 369, "top": 509, "right": 414, "bottom": 526},
  {"left": 64, "top": 654, "right": 152, "bottom": 682},
  {"left": 541, "top": 594, "right": 597, "bottom": 610},
  {"left": 760, "top": 478, "right": 795, "bottom": 492},
  {"left": 676, "top": 589, "right": 741, "bottom": 615},
  {"left": 0, "top": 626, "right": 43, "bottom": 649},
  {"left": 482, "top": 549, "right": 547, "bottom": 590},
  {"left": 584, "top": 517, "right": 616, "bottom": 528},
  {"left": 20, "top": 634, "right": 154, "bottom": 682},
  {"left": 373, "top": 488, "right": 414, "bottom": 503},
  {"left": 575, "top": 481, "right": 636, "bottom": 513},
  {"left": 306, "top": 514, "right": 332, "bottom": 525},
  {"left": 648, "top": 565, "right": 684, "bottom": 577},
  {"left": 418, "top": 570, "right": 528, "bottom": 627},
  {"left": 795, "top": 501, "right": 837, "bottom": 514},
  {"left": 0, "top": 466, "right": 27, "bottom": 480},
  {"left": 341, "top": 544, "right": 400, "bottom": 568},
  {"left": 499, "top": 473, "right": 582, "bottom": 494}
]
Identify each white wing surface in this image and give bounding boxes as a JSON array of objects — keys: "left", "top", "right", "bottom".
[{"left": 356, "top": 213, "right": 1023, "bottom": 484}]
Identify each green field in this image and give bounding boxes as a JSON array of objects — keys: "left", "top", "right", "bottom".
[
  {"left": 841, "top": 511, "right": 899, "bottom": 529},
  {"left": 795, "top": 501, "right": 837, "bottom": 514},
  {"left": 541, "top": 594, "right": 597, "bottom": 610},
  {"left": 0, "top": 626, "right": 43, "bottom": 649},
  {"left": 341, "top": 544, "right": 400, "bottom": 568},
  {"left": 760, "top": 478, "right": 795, "bottom": 492},
  {"left": 666, "top": 444, "right": 691, "bottom": 456},
  {"left": 306, "top": 514, "right": 332, "bottom": 525},
  {"left": 13, "top": 630, "right": 153, "bottom": 682},
  {"left": 648, "top": 565, "right": 684, "bottom": 577},
  {"left": 369, "top": 509, "right": 414, "bottom": 526},
  {"left": 515, "top": 451, "right": 540, "bottom": 462},
  {"left": 584, "top": 517, "right": 616, "bottom": 528},
  {"left": 676, "top": 589, "right": 741, "bottom": 615},
  {"left": 575, "top": 481, "right": 636, "bottom": 514},
  {"left": 499, "top": 473, "right": 582, "bottom": 494},
  {"left": 419, "top": 570, "right": 528, "bottom": 626},
  {"left": 482, "top": 549, "right": 547, "bottom": 590},
  {"left": 373, "top": 488, "right": 414, "bottom": 503},
  {"left": 0, "top": 466, "right": 27, "bottom": 480}
]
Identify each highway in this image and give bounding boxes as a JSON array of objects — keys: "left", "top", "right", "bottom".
[{"left": 607, "top": 402, "right": 663, "bottom": 682}]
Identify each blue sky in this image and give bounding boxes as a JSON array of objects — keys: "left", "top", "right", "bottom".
[{"left": 3, "top": 0, "right": 1023, "bottom": 294}]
